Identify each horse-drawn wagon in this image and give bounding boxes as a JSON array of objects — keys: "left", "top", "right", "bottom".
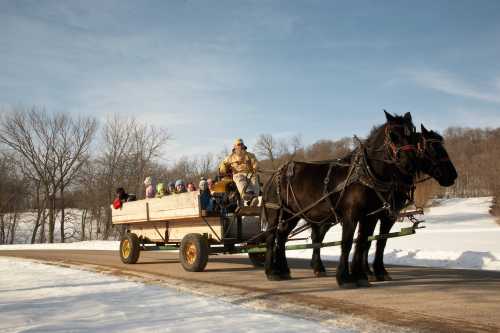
[
  {"left": 113, "top": 112, "right": 457, "bottom": 290},
  {"left": 113, "top": 177, "right": 424, "bottom": 273}
]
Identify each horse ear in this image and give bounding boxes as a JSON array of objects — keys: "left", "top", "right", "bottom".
[
  {"left": 404, "top": 112, "right": 412, "bottom": 122},
  {"left": 421, "top": 124, "right": 429, "bottom": 134},
  {"left": 384, "top": 110, "right": 395, "bottom": 122}
]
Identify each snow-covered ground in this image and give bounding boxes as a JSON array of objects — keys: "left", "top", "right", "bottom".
[
  {"left": 0, "top": 256, "right": 349, "bottom": 333},
  {"left": 0, "top": 240, "right": 119, "bottom": 251},
  {"left": 1, "top": 197, "right": 499, "bottom": 271},
  {"left": 3, "top": 209, "right": 88, "bottom": 244}
]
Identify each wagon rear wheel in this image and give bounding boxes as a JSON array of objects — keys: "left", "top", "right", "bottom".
[
  {"left": 180, "top": 233, "right": 209, "bottom": 272},
  {"left": 120, "top": 233, "right": 140, "bottom": 264},
  {"left": 248, "top": 252, "right": 266, "bottom": 268}
]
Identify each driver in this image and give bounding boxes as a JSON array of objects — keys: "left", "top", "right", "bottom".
[{"left": 219, "top": 138, "right": 259, "bottom": 204}]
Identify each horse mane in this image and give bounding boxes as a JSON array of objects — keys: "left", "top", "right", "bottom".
[
  {"left": 365, "top": 114, "right": 409, "bottom": 148},
  {"left": 365, "top": 124, "right": 384, "bottom": 147},
  {"left": 429, "top": 130, "right": 444, "bottom": 141}
]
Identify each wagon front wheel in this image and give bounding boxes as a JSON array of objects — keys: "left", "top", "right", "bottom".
[
  {"left": 120, "top": 233, "right": 140, "bottom": 264},
  {"left": 180, "top": 233, "right": 209, "bottom": 272}
]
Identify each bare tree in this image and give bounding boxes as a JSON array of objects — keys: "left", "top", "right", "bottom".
[
  {"left": 0, "top": 108, "right": 96, "bottom": 243},
  {"left": 288, "top": 134, "right": 303, "bottom": 158},
  {"left": 254, "top": 134, "right": 279, "bottom": 168},
  {"left": 0, "top": 151, "right": 25, "bottom": 244},
  {"left": 52, "top": 114, "right": 97, "bottom": 242},
  {"left": 194, "top": 153, "right": 215, "bottom": 178},
  {"left": 95, "top": 116, "right": 170, "bottom": 239},
  {"left": 129, "top": 122, "right": 171, "bottom": 196},
  {"left": 0, "top": 108, "right": 56, "bottom": 242}
]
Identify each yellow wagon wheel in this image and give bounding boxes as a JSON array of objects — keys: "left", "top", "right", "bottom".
[
  {"left": 180, "top": 233, "right": 209, "bottom": 272},
  {"left": 120, "top": 233, "right": 140, "bottom": 264}
]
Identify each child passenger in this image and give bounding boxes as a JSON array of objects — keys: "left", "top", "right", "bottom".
[{"left": 144, "top": 176, "right": 156, "bottom": 198}]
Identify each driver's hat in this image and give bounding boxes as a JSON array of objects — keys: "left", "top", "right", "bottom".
[{"left": 233, "top": 138, "right": 247, "bottom": 149}]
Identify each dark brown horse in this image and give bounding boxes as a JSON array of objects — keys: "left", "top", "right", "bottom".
[
  {"left": 262, "top": 111, "right": 419, "bottom": 288},
  {"left": 359, "top": 124, "right": 457, "bottom": 281}
]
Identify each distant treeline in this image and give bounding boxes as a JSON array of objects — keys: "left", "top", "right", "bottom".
[{"left": 0, "top": 107, "right": 498, "bottom": 244}]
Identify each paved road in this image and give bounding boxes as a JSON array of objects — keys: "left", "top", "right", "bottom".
[{"left": 2, "top": 250, "right": 499, "bottom": 333}]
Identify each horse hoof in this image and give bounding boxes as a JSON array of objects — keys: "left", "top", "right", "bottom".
[
  {"left": 368, "top": 275, "right": 378, "bottom": 282},
  {"left": 314, "top": 271, "right": 327, "bottom": 278},
  {"left": 338, "top": 282, "right": 358, "bottom": 289},
  {"left": 266, "top": 274, "right": 283, "bottom": 281},
  {"left": 375, "top": 274, "right": 392, "bottom": 281},
  {"left": 356, "top": 279, "right": 372, "bottom": 288},
  {"left": 280, "top": 272, "right": 292, "bottom": 280}
]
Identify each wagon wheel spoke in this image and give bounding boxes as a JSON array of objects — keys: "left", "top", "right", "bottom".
[
  {"left": 184, "top": 242, "right": 197, "bottom": 264},
  {"left": 121, "top": 239, "right": 131, "bottom": 258}
]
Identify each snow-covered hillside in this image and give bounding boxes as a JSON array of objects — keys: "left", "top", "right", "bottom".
[{"left": 1, "top": 197, "right": 499, "bottom": 271}]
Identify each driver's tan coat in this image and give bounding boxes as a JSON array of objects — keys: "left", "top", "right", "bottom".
[{"left": 219, "top": 151, "right": 258, "bottom": 175}]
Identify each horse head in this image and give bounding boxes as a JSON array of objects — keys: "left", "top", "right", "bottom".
[
  {"left": 380, "top": 110, "right": 419, "bottom": 177},
  {"left": 417, "top": 124, "right": 457, "bottom": 187}
]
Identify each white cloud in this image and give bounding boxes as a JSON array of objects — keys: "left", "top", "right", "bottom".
[{"left": 406, "top": 69, "right": 500, "bottom": 104}]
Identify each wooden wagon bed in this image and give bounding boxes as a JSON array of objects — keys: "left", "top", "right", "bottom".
[{"left": 111, "top": 191, "right": 260, "bottom": 243}]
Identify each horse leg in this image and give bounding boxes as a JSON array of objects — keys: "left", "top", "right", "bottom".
[
  {"left": 274, "top": 218, "right": 298, "bottom": 280},
  {"left": 351, "top": 216, "right": 378, "bottom": 287},
  {"left": 264, "top": 209, "right": 283, "bottom": 281},
  {"left": 373, "top": 216, "right": 396, "bottom": 281},
  {"left": 336, "top": 217, "right": 358, "bottom": 289},
  {"left": 361, "top": 220, "right": 377, "bottom": 281},
  {"left": 310, "top": 222, "right": 331, "bottom": 277}
]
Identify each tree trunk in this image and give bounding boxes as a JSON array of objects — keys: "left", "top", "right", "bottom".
[
  {"left": 103, "top": 206, "right": 112, "bottom": 240},
  {"left": 80, "top": 209, "right": 87, "bottom": 241},
  {"left": 103, "top": 189, "right": 113, "bottom": 240},
  {"left": 48, "top": 191, "right": 55, "bottom": 243},
  {"left": 31, "top": 187, "right": 43, "bottom": 244},
  {"left": 31, "top": 214, "right": 40, "bottom": 244},
  {"left": 39, "top": 209, "right": 47, "bottom": 243},
  {"left": 60, "top": 187, "right": 65, "bottom": 243},
  {"left": 0, "top": 214, "right": 5, "bottom": 244},
  {"left": 31, "top": 207, "right": 45, "bottom": 244},
  {"left": 9, "top": 213, "right": 17, "bottom": 244}
]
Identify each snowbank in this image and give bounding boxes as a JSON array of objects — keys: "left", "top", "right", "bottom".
[
  {"left": 0, "top": 240, "right": 119, "bottom": 251},
  {"left": 0, "top": 257, "right": 346, "bottom": 333}
]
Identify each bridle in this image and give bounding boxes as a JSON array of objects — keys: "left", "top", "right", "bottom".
[
  {"left": 416, "top": 135, "right": 450, "bottom": 179},
  {"left": 381, "top": 123, "right": 418, "bottom": 176},
  {"left": 417, "top": 136, "right": 449, "bottom": 161}
]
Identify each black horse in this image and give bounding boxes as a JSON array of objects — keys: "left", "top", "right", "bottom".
[
  {"left": 359, "top": 124, "right": 457, "bottom": 281},
  {"left": 262, "top": 111, "right": 419, "bottom": 288}
]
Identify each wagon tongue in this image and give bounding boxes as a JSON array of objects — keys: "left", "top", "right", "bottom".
[{"left": 398, "top": 207, "right": 424, "bottom": 219}]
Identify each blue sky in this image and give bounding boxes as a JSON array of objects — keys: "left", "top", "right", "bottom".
[{"left": 1, "top": 1, "right": 500, "bottom": 161}]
